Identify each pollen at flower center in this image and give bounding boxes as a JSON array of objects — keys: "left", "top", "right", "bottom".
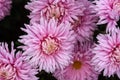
[
  {"left": 48, "top": 4, "right": 65, "bottom": 19},
  {"left": 72, "top": 60, "right": 82, "bottom": 70},
  {"left": 111, "top": 45, "right": 120, "bottom": 62},
  {"left": 41, "top": 37, "right": 59, "bottom": 55},
  {"left": 114, "top": 2, "right": 120, "bottom": 13},
  {"left": 0, "top": 70, "right": 10, "bottom": 79}
]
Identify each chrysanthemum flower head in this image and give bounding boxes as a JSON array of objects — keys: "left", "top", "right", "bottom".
[
  {"left": 72, "top": 0, "right": 97, "bottom": 42},
  {"left": 19, "top": 17, "right": 76, "bottom": 73},
  {"left": 0, "top": 42, "right": 38, "bottom": 80},
  {"left": 92, "top": 28, "right": 120, "bottom": 78},
  {"left": 25, "top": 0, "right": 84, "bottom": 23},
  {"left": 95, "top": 0, "right": 120, "bottom": 32},
  {"left": 54, "top": 41, "right": 98, "bottom": 80},
  {"left": 0, "top": 0, "right": 12, "bottom": 20}
]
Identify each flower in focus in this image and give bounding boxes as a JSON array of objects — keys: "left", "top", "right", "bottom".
[
  {"left": 72, "top": 0, "right": 97, "bottom": 42},
  {"left": 0, "top": 0, "right": 12, "bottom": 20},
  {"left": 25, "top": 0, "right": 84, "bottom": 23},
  {"left": 92, "top": 28, "right": 120, "bottom": 78},
  {"left": 19, "top": 18, "right": 75, "bottom": 73},
  {"left": 0, "top": 42, "right": 38, "bottom": 80},
  {"left": 54, "top": 41, "right": 98, "bottom": 80},
  {"left": 95, "top": 0, "right": 120, "bottom": 32}
]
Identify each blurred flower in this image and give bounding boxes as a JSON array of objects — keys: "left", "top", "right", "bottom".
[
  {"left": 72, "top": 0, "right": 97, "bottom": 42},
  {"left": 54, "top": 41, "right": 98, "bottom": 80},
  {"left": 0, "top": 0, "right": 11, "bottom": 20},
  {"left": 25, "top": 0, "right": 83, "bottom": 23},
  {"left": 92, "top": 28, "right": 120, "bottom": 78},
  {"left": 95, "top": 0, "right": 120, "bottom": 32},
  {"left": 0, "top": 42, "right": 38, "bottom": 80},
  {"left": 19, "top": 18, "right": 75, "bottom": 73}
]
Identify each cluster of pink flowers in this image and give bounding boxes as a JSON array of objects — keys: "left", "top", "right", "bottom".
[
  {"left": 1, "top": 0, "right": 120, "bottom": 80},
  {"left": 19, "top": 0, "right": 99, "bottom": 79},
  {"left": 92, "top": 0, "right": 120, "bottom": 78}
]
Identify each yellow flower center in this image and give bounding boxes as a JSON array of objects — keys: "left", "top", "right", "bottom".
[
  {"left": 42, "top": 37, "right": 59, "bottom": 55},
  {"left": 72, "top": 60, "right": 82, "bottom": 70}
]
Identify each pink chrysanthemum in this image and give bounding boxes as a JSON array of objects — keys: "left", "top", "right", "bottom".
[
  {"left": 95, "top": 0, "right": 120, "bottom": 32},
  {"left": 72, "top": 0, "right": 97, "bottom": 42},
  {"left": 19, "top": 18, "right": 75, "bottom": 73},
  {"left": 25, "top": 0, "right": 84, "bottom": 23},
  {"left": 92, "top": 28, "right": 120, "bottom": 78},
  {"left": 0, "top": 42, "right": 38, "bottom": 80},
  {"left": 0, "top": 0, "right": 11, "bottom": 20},
  {"left": 54, "top": 41, "right": 98, "bottom": 80}
]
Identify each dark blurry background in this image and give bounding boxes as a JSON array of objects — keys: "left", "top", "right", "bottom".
[
  {"left": 0, "top": 0, "right": 119, "bottom": 80},
  {"left": 0, "top": 0, "right": 29, "bottom": 44}
]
